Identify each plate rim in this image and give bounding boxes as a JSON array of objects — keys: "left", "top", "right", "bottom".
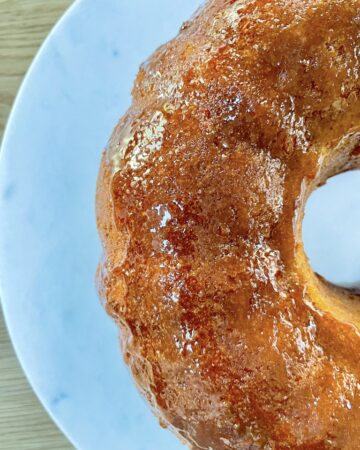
[{"left": 0, "top": 1, "right": 84, "bottom": 448}]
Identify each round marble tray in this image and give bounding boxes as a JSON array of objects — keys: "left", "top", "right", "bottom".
[
  {"left": 0, "top": 1, "right": 201, "bottom": 448},
  {"left": 0, "top": 0, "right": 359, "bottom": 449}
]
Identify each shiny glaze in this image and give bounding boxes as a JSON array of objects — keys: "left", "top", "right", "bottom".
[{"left": 96, "top": 1, "right": 360, "bottom": 448}]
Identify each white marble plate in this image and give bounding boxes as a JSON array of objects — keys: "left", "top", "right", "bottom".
[
  {"left": 0, "top": 1, "right": 359, "bottom": 449},
  {"left": 0, "top": 1, "right": 202, "bottom": 449}
]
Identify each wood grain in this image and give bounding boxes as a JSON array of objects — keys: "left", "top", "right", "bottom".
[{"left": 0, "top": 1, "right": 73, "bottom": 448}]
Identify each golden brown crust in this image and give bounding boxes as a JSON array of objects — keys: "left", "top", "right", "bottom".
[{"left": 96, "top": 1, "right": 360, "bottom": 448}]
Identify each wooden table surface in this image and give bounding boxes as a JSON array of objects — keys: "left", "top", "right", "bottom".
[{"left": 0, "top": 1, "right": 73, "bottom": 448}]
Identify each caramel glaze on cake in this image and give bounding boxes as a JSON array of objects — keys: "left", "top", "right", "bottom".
[{"left": 96, "top": 1, "right": 360, "bottom": 448}]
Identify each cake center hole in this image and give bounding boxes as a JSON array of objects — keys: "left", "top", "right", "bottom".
[{"left": 303, "top": 170, "right": 360, "bottom": 288}]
